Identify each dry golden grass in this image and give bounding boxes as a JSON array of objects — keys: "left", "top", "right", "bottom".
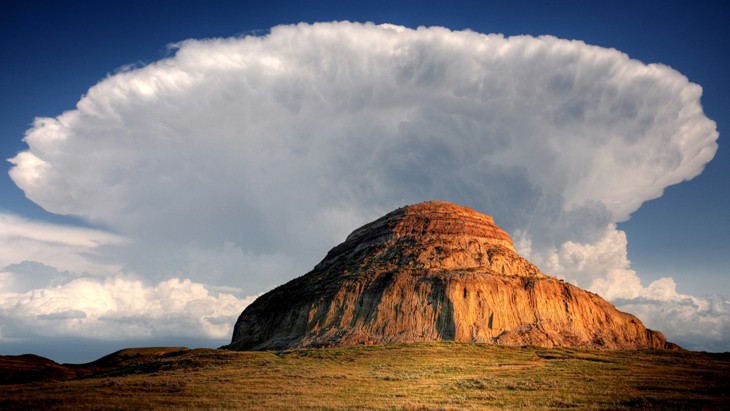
[{"left": 1, "top": 342, "right": 728, "bottom": 410}]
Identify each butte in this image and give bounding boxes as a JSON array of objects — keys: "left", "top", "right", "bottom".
[{"left": 225, "top": 201, "right": 677, "bottom": 351}]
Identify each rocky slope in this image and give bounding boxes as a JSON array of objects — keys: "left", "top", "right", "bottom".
[{"left": 227, "top": 201, "right": 675, "bottom": 351}]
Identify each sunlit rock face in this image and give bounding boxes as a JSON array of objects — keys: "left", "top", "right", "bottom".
[{"left": 227, "top": 201, "right": 673, "bottom": 351}]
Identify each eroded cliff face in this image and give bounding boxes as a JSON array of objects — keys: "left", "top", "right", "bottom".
[{"left": 227, "top": 202, "right": 674, "bottom": 351}]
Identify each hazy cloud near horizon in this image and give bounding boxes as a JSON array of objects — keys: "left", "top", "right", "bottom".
[{"left": 3, "top": 22, "right": 725, "bottom": 350}]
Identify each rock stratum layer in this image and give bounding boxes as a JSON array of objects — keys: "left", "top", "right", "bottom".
[{"left": 227, "top": 201, "right": 676, "bottom": 351}]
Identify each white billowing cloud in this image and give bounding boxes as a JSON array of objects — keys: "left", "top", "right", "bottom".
[
  {"left": 530, "top": 222, "right": 637, "bottom": 298},
  {"left": 5, "top": 22, "right": 723, "bottom": 347},
  {"left": 0, "top": 213, "right": 257, "bottom": 340},
  {"left": 0, "top": 275, "right": 255, "bottom": 339},
  {"left": 9, "top": 22, "right": 717, "bottom": 248},
  {"left": 530, "top": 222, "right": 730, "bottom": 350},
  {"left": 615, "top": 290, "right": 730, "bottom": 352},
  {"left": 0, "top": 212, "right": 127, "bottom": 277}
]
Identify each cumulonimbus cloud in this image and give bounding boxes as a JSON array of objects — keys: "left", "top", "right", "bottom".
[
  {"left": 5, "top": 22, "right": 723, "bottom": 349},
  {"left": 9, "top": 22, "right": 717, "bottom": 243}
]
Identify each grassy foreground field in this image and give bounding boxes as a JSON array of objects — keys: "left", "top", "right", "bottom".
[{"left": 1, "top": 342, "right": 728, "bottom": 410}]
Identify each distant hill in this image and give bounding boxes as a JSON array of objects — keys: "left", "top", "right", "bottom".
[
  {"left": 80, "top": 347, "right": 189, "bottom": 368},
  {"left": 0, "top": 354, "right": 79, "bottom": 385},
  {"left": 0, "top": 347, "right": 188, "bottom": 385}
]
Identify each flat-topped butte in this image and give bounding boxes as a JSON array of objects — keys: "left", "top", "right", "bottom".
[{"left": 227, "top": 201, "right": 676, "bottom": 351}]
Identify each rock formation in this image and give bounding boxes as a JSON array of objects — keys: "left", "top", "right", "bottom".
[{"left": 227, "top": 201, "right": 676, "bottom": 351}]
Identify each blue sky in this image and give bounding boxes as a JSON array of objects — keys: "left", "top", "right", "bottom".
[{"left": 1, "top": 0, "right": 728, "bottom": 362}]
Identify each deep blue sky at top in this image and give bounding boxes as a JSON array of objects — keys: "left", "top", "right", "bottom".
[{"left": 1, "top": 0, "right": 729, "bottom": 296}]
